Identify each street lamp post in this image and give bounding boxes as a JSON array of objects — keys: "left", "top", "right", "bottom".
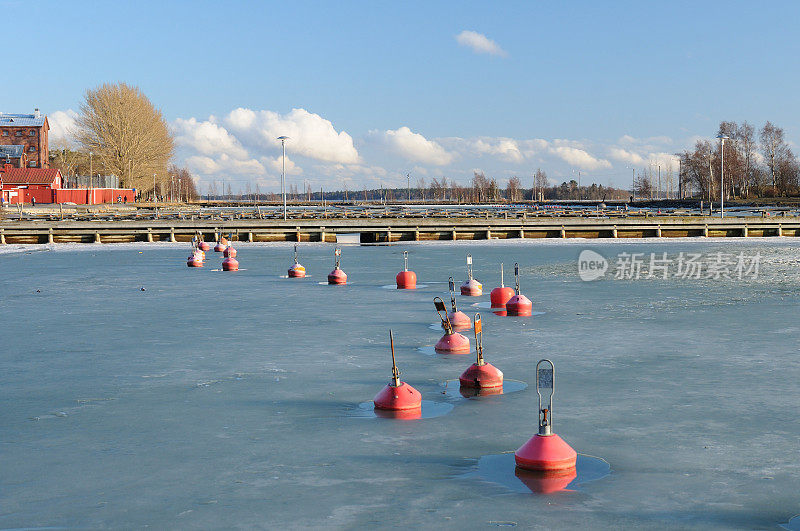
[
  {"left": 89, "top": 151, "right": 93, "bottom": 189},
  {"left": 277, "top": 136, "right": 289, "bottom": 220},
  {"left": 407, "top": 173, "right": 411, "bottom": 202},
  {"left": 717, "top": 133, "right": 729, "bottom": 219}
]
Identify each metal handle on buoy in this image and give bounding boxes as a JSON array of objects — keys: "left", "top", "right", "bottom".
[
  {"left": 514, "top": 263, "right": 521, "bottom": 294},
  {"left": 466, "top": 254, "right": 473, "bottom": 280},
  {"left": 434, "top": 296, "right": 452, "bottom": 333},
  {"left": 500, "top": 263, "right": 505, "bottom": 287},
  {"left": 389, "top": 329, "right": 400, "bottom": 387},
  {"left": 403, "top": 250, "right": 408, "bottom": 272},
  {"left": 334, "top": 247, "right": 341, "bottom": 269},
  {"left": 536, "top": 359, "right": 554, "bottom": 436},
  {"left": 474, "top": 313, "right": 484, "bottom": 365},
  {"left": 448, "top": 277, "right": 458, "bottom": 312}
]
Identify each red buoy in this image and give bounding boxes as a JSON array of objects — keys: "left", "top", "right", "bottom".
[
  {"left": 445, "top": 277, "right": 472, "bottom": 330},
  {"left": 460, "top": 254, "right": 483, "bottom": 296},
  {"left": 198, "top": 241, "right": 210, "bottom": 252},
  {"left": 187, "top": 251, "right": 204, "bottom": 268},
  {"left": 214, "top": 242, "right": 226, "bottom": 253},
  {"left": 328, "top": 248, "right": 347, "bottom": 284},
  {"left": 222, "top": 256, "right": 239, "bottom": 271},
  {"left": 396, "top": 250, "right": 417, "bottom": 289},
  {"left": 434, "top": 296, "right": 471, "bottom": 353},
  {"left": 289, "top": 264, "right": 306, "bottom": 277},
  {"left": 447, "top": 310, "right": 472, "bottom": 330},
  {"left": 288, "top": 245, "right": 306, "bottom": 277},
  {"left": 490, "top": 263, "right": 515, "bottom": 309},
  {"left": 373, "top": 330, "right": 422, "bottom": 412},
  {"left": 506, "top": 263, "right": 532, "bottom": 316},
  {"left": 459, "top": 314, "right": 503, "bottom": 388},
  {"left": 515, "top": 360, "right": 577, "bottom": 472},
  {"left": 224, "top": 246, "right": 237, "bottom": 258}
]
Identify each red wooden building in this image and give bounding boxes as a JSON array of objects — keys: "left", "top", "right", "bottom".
[{"left": 0, "top": 164, "right": 135, "bottom": 205}]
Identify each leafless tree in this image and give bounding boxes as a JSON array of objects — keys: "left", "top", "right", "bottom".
[
  {"left": 506, "top": 176, "right": 521, "bottom": 202},
  {"left": 75, "top": 83, "right": 173, "bottom": 194}
]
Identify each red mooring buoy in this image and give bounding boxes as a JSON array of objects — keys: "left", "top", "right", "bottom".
[
  {"left": 288, "top": 245, "right": 306, "bottom": 277},
  {"left": 515, "top": 360, "right": 577, "bottom": 472},
  {"left": 445, "top": 277, "right": 472, "bottom": 330},
  {"left": 460, "top": 254, "right": 483, "bottom": 296},
  {"left": 459, "top": 314, "right": 503, "bottom": 389},
  {"left": 396, "top": 250, "right": 417, "bottom": 289},
  {"left": 490, "top": 263, "right": 515, "bottom": 309},
  {"left": 187, "top": 250, "right": 204, "bottom": 268},
  {"left": 373, "top": 330, "right": 422, "bottom": 412},
  {"left": 328, "top": 247, "right": 347, "bottom": 284},
  {"left": 506, "top": 263, "right": 533, "bottom": 316},
  {"left": 214, "top": 241, "right": 226, "bottom": 253},
  {"left": 198, "top": 241, "right": 210, "bottom": 252},
  {"left": 223, "top": 246, "right": 237, "bottom": 258},
  {"left": 433, "top": 297, "right": 470, "bottom": 353},
  {"left": 222, "top": 256, "right": 239, "bottom": 271}
]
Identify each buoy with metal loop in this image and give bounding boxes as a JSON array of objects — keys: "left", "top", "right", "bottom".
[
  {"left": 446, "top": 277, "right": 472, "bottom": 330},
  {"left": 490, "top": 263, "right": 515, "bottom": 309},
  {"left": 395, "top": 251, "right": 417, "bottom": 289},
  {"left": 187, "top": 249, "right": 204, "bottom": 268},
  {"left": 515, "top": 360, "right": 577, "bottom": 472},
  {"left": 197, "top": 232, "right": 210, "bottom": 252},
  {"left": 373, "top": 330, "right": 422, "bottom": 411},
  {"left": 214, "top": 234, "right": 227, "bottom": 253},
  {"left": 328, "top": 247, "right": 347, "bottom": 284},
  {"left": 433, "top": 297, "right": 470, "bottom": 354},
  {"left": 459, "top": 313, "right": 503, "bottom": 389},
  {"left": 223, "top": 234, "right": 237, "bottom": 257},
  {"left": 222, "top": 239, "right": 239, "bottom": 271},
  {"left": 460, "top": 254, "right": 483, "bottom": 296},
  {"left": 288, "top": 245, "right": 306, "bottom": 278},
  {"left": 506, "top": 263, "right": 533, "bottom": 316}
]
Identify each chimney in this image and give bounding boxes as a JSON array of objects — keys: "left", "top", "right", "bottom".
[{"left": 34, "top": 108, "right": 41, "bottom": 119}]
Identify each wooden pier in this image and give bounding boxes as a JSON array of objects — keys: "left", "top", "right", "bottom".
[{"left": 1, "top": 216, "right": 799, "bottom": 244}]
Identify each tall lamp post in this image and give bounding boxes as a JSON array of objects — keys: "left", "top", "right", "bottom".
[
  {"left": 717, "top": 133, "right": 729, "bottom": 218},
  {"left": 89, "top": 151, "right": 93, "bottom": 189},
  {"left": 277, "top": 136, "right": 289, "bottom": 220}
]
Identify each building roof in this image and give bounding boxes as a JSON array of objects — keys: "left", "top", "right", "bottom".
[
  {"left": 0, "top": 145, "right": 24, "bottom": 158},
  {"left": 1, "top": 167, "right": 61, "bottom": 184},
  {"left": 0, "top": 113, "right": 46, "bottom": 127}
]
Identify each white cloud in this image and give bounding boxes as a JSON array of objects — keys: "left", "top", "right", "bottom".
[
  {"left": 172, "top": 117, "right": 249, "bottom": 159},
  {"left": 455, "top": 30, "right": 507, "bottom": 57},
  {"left": 185, "top": 153, "right": 267, "bottom": 176},
  {"left": 224, "top": 107, "right": 359, "bottom": 164},
  {"left": 48, "top": 109, "right": 79, "bottom": 147},
  {"left": 608, "top": 147, "right": 645, "bottom": 166},
  {"left": 262, "top": 155, "right": 302, "bottom": 175},
  {"left": 372, "top": 126, "right": 455, "bottom": 166},
  {"left": 549, "top": 146, "right": 611, "bottom": 170},
  {"left": 442, "top": 137, "right": 524, "bottom": 163}
]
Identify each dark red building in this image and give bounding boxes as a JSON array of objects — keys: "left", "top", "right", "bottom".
[{"left": 0, "top": 110, "right": 49, "bottom": 168}]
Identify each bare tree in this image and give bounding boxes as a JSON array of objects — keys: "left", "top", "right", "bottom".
[
  {"left": 760, "top": 121, "right": 790, "bottom": 194},
  {"left": 506, "top": 176, "right": 521, "bottom": 202},
  {"left": 75, "top": 83, "right": 174, "bottom": 194},
  {"left": 533, "top": 168, "right": 548, "bottom": 200}
]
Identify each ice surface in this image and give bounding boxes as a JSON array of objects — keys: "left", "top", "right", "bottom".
[{"left": 2, "top": 238, "right": 800, "bottom": 528}]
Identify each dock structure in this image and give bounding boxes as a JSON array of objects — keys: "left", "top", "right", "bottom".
[{"left": 0, "top": 216, "right": 798, "bottom": 244}]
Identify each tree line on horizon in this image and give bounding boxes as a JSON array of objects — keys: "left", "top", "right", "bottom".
[{"left": 639, "top": 120, "right": 798, "bottom": 201}]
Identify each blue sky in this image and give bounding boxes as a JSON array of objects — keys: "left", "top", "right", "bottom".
[{"left": 4, "top": 0, "right": 800, "bottom": 192}]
